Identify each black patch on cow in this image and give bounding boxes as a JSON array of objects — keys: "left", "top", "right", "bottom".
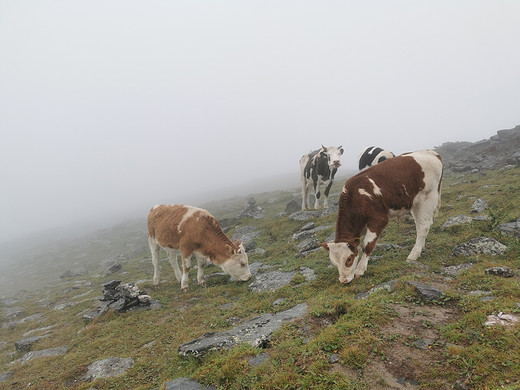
[
  {"left": 358, "top": 146, "right": 384, "bottom": 170},
  {"left": 304, "top": 149, "right": 334, "bottom": 189},
  {"left": 377, "top": 156, "right": 388, "bottom": 164}
]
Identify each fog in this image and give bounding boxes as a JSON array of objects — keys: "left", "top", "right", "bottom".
[{"left": 1, "top": 1, "right": 519, "bottom": 245}]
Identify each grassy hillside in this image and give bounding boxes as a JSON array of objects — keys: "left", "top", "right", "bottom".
[{"left": 1, "top": 168, "right": 519, "bottom": 389}]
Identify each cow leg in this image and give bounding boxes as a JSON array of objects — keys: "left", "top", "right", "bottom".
[
  {"left": 194, "top": 253, "right": 207, "bottom": 287},
  {"left": 301, "top": 179, "right": 308, "bottom": 210},
  {"left": 323, "top": 180, "right": 333, "bottom": 209},
  {"left": 408, "top": 195, "right": 437, "bottom": 261},
  {"left": 313, "top": 181, "right": 321, "bottom": 209},
  {"left": 179, "top": 255, "right": 190, "bottom": 292},
  {"left": 166, "top": 249, "right": 183, "bottom": 282},
  {"left": 355, "top": 223, "right": 385, "bottom": 277},
  {"left": 149, "top": 236, "right": 161, "bottom": 287}
]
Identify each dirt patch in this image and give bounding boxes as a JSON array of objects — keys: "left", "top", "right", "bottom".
[{"left": 331, "top": 302, "right": 459, "bottom": 389}]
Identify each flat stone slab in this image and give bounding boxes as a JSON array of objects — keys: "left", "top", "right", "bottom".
[
  {"left": 83, "top": 357, "right": 134, "bottom": 381},
  {"left": 178, "top": 303, "right": 308, "bottom": 358},
  {"left": 355, "top": 280, "right": 397, "bottom": 300},
  {"left": 164, "top": 377, "right": 216, "bottom": 389},
  {"left": 452, "top": 237, "right": 507, "bottom": 256},
  {"left": 17, "top": 347, "right": 67, "bottom": 364},
  {"left": 249, "top": 270, "right": 296, "bottom": 293},
  {"left": 407, "top": 281, "right": 443, "bottom": 301}
]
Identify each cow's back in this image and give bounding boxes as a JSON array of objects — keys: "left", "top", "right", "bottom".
[
  {"left": 148, "top": 205, "right": 210, "bottom": 249},
  {"left": 343, "top": 150, "right": 442, "bottom": 210}
]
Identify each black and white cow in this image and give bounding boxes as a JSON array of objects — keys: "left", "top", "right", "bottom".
[
  {"left": 300, "top": 145, "right": 344, "bottom": 210},
  {"left": 358, "top": 146, "right": 395, "bottom": 171}
]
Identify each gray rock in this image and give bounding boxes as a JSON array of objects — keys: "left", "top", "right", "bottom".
[
  {"left": 272, "top": 298, "right": 287, "bottom": 306},
  {"left": 19, "top": 347, "right": 67, "bottom": 364},
  {"left": 249, "top": 353, "right": 269, "bottom": 367},
  {"left": 297, "top": 238, "right": 319, "bottom": 253},
  {"left": 496, "top": 218, "right": 520, "bottom": 238},
  {"left": 84, "top": 281, "right": 159, "bottom": 321},
  {"left": 485, "top": 267, "right": 515, "bottom": 278},
  {"left": 2, "top": 306, "right": 24, "bottom": 319},
  {"left": 301, "top": 222, "right": 316, "bottom": 231},
  {"left": 441, "top": 215, "right": 474, "bottom": 230},
  {"left": 407, "top": 281, "right": 443, "bottom": 301},
  {"left": 231, "top": 226, "right": 261, "bottom": 244},
  {"left": 249, "top": 270, "right": 296, "bottom": 293},
  {"left": 288, "top": 203, "right": 337, "bottom": 221},
  {"left": 443, "top": 263, "right": 474, "bottom": 276},
  {"left": 237, "top": 198, "right": 264, "bottom": 219},
  {"left": 413, "top": 339, "right": 433, "bottom": 350},
  {"left": 164, "top": 377, "right": 216, "bottom": 390},
  {"left": 178, "top": 303, "right": 307, "bottom": 358},
  {"left": 83, "top": 357, "right": 134, "bottom": 381},
  {"left": 471, "top": 198, "right": 488, "bottom": 214},
  {"left": 355, "top": 280, "right": 397, "bottom": 300},
  {"left": 23, "top": 324, "right": 57, "bottom": 337},
  {"left": 329, "top": 353, "right": 340, "bottom": 364},
  {"left": 0, "top": 372, "right": 13, "bottom": 382},
  {"left": 300, "top": 267, "right": 316, "bottom": 281},
  {"left": 285, "top": 199, "right": 301, "bottom": 214},
  {"left": 3, "top": 313, "right": 44, "bottom": 329},
  {"left": 15, "top": 336, "right": 43, "bottom": 352},
  {"left": 292, "top": 225, "right": 331, "bottom": 241},
  {"left": 452, "top": 237, "right": 507, "bottom": 256}
]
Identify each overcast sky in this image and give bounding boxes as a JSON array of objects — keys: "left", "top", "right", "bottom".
[{"left": 1, "top": 1, "right": 519, "bottom": 243}]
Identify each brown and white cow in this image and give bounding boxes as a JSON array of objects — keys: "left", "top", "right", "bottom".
[
  {"left": 320, "top": 150, "right": 443, "bottom": 284},
  {"left": 147, "top": 204, "right": 252, "bottom": 291}
]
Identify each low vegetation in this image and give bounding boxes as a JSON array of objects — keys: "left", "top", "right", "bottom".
[{"left": 1, "top": 168, "right": 519, "bottom": 389}]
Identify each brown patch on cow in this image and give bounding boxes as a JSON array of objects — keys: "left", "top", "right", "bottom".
[
  {"left": 148, "top": 205, "right": 238, "bottom": 264},
  {"left": 335, "top": 155, "right": 426, "bottom": 243}
]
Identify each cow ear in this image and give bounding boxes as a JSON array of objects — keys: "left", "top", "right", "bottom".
[
  {"left": 234, "top": 239, "right": 240, "bottom": 247},
  {"left": 319, "top": 242, "right": 330, "bottom": 251},
  {"left": 225, "top": 244, "right": 235, "bottom": 255},
  {"left": 338, "top": 146, "right": 344, "bottom": 155}
]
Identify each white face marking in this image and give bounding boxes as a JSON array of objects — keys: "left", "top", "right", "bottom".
[
  {"left": 326, "top": 242, "right": 358, "bottom": 284},
  {"left": 358, "top": 188, "right": 372, "bottom": 198},
  {"left": 324, "top": 146, "right": 343, "bottom": 169},
  {"left": 368, "top": 178, "right": 382, "bottom": 196}
]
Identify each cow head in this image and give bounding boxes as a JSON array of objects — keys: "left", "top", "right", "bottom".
[
  {"left": 321, "top": 145, "right": 344, "bottom": 169},
  {"left": 320, "top": 238, "right": 360, "bottom": 283},
  {"left": 221, "top": 241, "right": 252, "bottom": 281}
]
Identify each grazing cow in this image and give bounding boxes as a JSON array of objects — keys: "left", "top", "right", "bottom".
[
  {"left": 320, "top": 150, "right": 443, "bottom": 284},
  {"left": 358, "top": 146, "right": 395, "bottom": 171},
  {"left": 300, "top": 145, "right": 344, "bottom": 210},
  {"left": 147, "top": 205, "right": 252, "bottom": 291}
]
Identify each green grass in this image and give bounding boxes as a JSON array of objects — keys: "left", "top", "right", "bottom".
[{"left": 1, "top": 168, "right": 520, "bottom": 389}]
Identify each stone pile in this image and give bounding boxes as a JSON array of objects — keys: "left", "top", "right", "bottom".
[{"left": 83, "top": 280, "right": 160, "bottom": 321}]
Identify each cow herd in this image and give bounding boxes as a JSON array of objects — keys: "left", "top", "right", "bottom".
[{"left": 148, "top": 145, "right": 443, "bottom": 290}]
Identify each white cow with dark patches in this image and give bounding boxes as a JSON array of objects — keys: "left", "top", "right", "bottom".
[
  {"left": 300, "top": 145, "right": 344, "bottom": 210},
  {"left": 358, "top": 146, "right": 395, "bottom": 171}
]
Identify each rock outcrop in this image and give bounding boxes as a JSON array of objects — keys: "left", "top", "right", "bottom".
[{"left": 435, "top": 125, "right": 520, "bottom": 172}]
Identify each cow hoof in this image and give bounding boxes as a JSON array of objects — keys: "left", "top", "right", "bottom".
[
  {"left": 198, "top": 281, "right": 207, "bottom": 288},
  {"left": 181, "top": 287, "right": 189, "bottom": 293}
]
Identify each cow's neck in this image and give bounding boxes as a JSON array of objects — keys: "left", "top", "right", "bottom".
[
  {"left": 334, "top": 196, "right": 366, "bottom": 243},
  {"left": 198, "top": 228, "right": 235, "bottom": 265}
]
